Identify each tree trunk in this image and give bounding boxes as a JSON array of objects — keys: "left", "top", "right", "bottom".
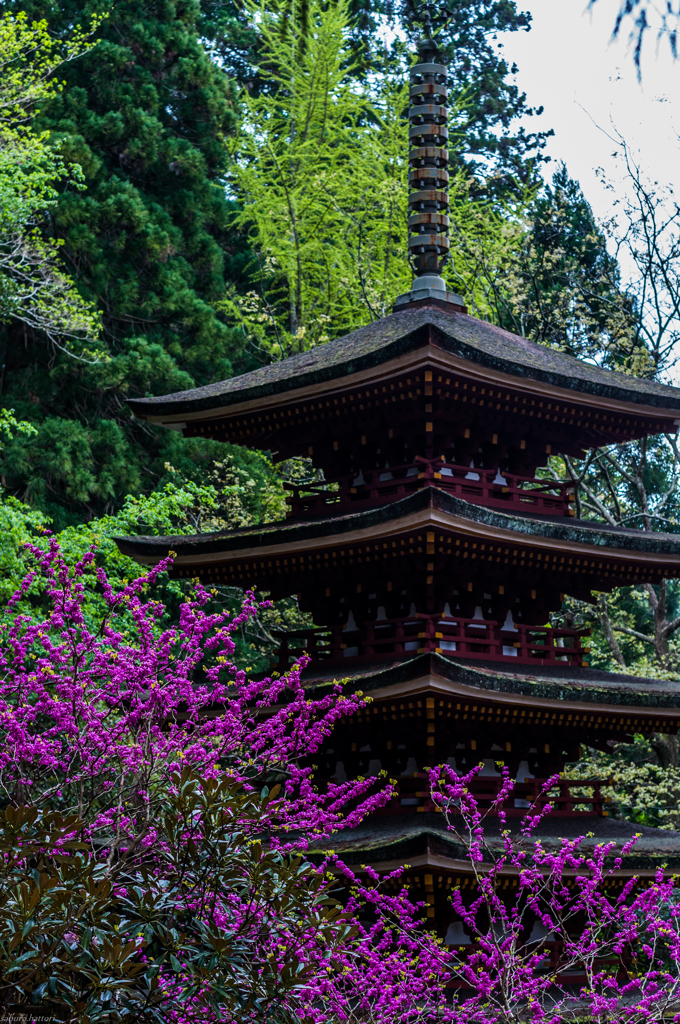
[
  {"left": 650, "top": 733, "right": 680, "bottom": 768},
  {"left": 645, "top": 581, "right": 671, "bottom": 667},
  {"left": 596, "top": 593, "right": 626, "bottom": 669}
]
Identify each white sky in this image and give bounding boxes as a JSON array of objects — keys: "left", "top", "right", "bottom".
[{"left": 498, "top": 0, "right": 680, "bottom": 218}]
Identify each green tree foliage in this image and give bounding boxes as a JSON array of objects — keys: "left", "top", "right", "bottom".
[
  {"left": 0, "top": 410, "right": 222, "bottom": 610},
  {"left": 567, "top": 734, "right": 680, "bottom": 831},
  {"left": 527, "top": 159, "right": 680, "bottom": 679},
  {"left": 0, "top": 11, "right": 100, "bottom": 350},
  {"left": 0, "top": 0, "right": 247, "bottom": 528},
  {"left": 0, "top": 466, "right": 282, "bottom": 666},
  {"left": 227, "top": 0, "right": 519, "bottom": 355},
  {"left": 465, "top": 164, "right": 639, "bottom": 364},
  {"left": 0, "top": 408, "right": 307, "bottom": 672},
  {"left": 506, "top": 165, "right": 636, "bottom": 360},
  {"left": 549, "top": 432, "right": 680, "bottom": 677},
  {"left": 205, "top": 0, "right": 552, "bottom": 191},
  {"left": 0, "top": 409, "right": 47, "bottom": 595}
]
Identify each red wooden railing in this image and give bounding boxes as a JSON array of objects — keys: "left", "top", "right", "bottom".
[
  {"left": 285, "top": 457, "right": 576, "bottom": 519},
  {"left": 274, "top": 614, "right": 590, "bottom": 671},
  {"left": 372, "top": 773, "right": 611, "bottom": 818}
]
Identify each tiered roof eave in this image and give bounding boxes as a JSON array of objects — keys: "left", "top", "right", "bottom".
[
  {"left": 116, "top": 486, "right": 680, "bottom": 576},
  {"left": 314, "top": 813, "right": 680, "bottom": 876},
  {"left": 301, "top": 651, "right": 680, "bottom": 723},
  {"left": 128, "top": 307, "right": 680, "bottom": 428}
]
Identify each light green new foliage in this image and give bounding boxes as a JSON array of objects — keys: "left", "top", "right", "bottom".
[
  {"left": 0, "top": 411, "right": 294, "bottom": 648},
  {"left": 227, "top": 0, "right": 367, "bottom": 354},
  {"left": 0, "top": 474, "right": 222, "bottom": 609},
  {"left": 0, "top": 10, "right": 99, "bottom": 118},
  {"left": 0, "top": 11, "right": 101, "bottom": 351},
  {"left": 227, "top": 0, "right": 518, "bottom": 356},
  {"left": 334, "top": 72, "right": 411, "bottom": 325}
]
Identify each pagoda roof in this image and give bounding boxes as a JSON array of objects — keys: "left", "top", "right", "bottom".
[
  {"left": 117, "top": 486, "right": 680, "bottom": 569},
  {"left": 319, "top": 811, "right": 680, "bottom": 874},
  {"left": 300, "top": 651, "right": 680, "bottom": 719},
  {"left": 127, "top": 307, "right": 680, "bottom": 425}
]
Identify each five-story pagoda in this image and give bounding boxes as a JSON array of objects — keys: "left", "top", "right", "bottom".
[{"left": 118, "top": 27, "right": 680, "bottom": 941}]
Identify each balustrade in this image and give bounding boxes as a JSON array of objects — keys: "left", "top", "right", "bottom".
[
  {"left": 312, "top": 771, "right": 611, "bottom": 820},
  {"left": 285, "top": 456, "right": 576, "bottom": 519},
  {"left": 273, "top": 613, "right": 590, "bottom": 672},
  {"left": 372, "top": 773, "right": 611, "bottom": 818}
]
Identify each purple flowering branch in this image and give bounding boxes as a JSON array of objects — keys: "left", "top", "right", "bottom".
[
  {"left": 2, "top": 540, "right": 680, "bottom": 1021},
  {"left": 425, "top": 761, "right": 680, "bottom": 1022}
]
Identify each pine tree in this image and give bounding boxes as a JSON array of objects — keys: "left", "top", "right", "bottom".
[
  {"left": 0, "top": 0, "right": 246, "bottom": 527},
  {"left": 463, "top": 165, "right": 638, "bottom": 365},
  {"left": 515, "top": 165, "right": 637, "bottom": 360}
]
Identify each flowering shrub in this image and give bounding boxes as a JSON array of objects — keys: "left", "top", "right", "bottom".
[
  {"left": 430, "top": 761, "right": 680, "bottom": 1022},
  {"left": 0, "top": 541, "right": 445, "bottom": 1021},
  {"left": 1, "top": 540, "right": 680, "bottom": 1022}
]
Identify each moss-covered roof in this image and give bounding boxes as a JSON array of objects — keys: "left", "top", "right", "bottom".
[
  {"left": 315, "top": 811, "right": 680, "bottom": 870},
  {"left": 127, "top": 307, "right": 680, "bottom": 419},
  {"left": 301, "top": 650, "right": 680, "bottom": 712},
  {"left": 116, "top": 486, "right": 680, "bottom": 561}
]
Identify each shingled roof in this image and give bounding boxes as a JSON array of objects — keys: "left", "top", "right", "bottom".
[
  {"left": 116, "top": 486, "right": 680, "bottom": 562},
  {"left": 300, "top": 649, "right": 680, "bottom": 711},
  {"left": 317, "top": 811, "right": 680, "bottom": 872},
  {"left": 127, "top": 307, "right": 680, "bottom": 420}
]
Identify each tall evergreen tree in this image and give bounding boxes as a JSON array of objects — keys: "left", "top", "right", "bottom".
[
  {"left": 0, "top": 0, "right": 245, "bottom": 526},
  {"left": 470, "top": 165, "right": 639, "bottom": 365}
]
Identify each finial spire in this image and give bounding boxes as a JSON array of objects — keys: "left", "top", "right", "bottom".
[{"left": 395, "top": 5, "right": 466, "bottom": 313}]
